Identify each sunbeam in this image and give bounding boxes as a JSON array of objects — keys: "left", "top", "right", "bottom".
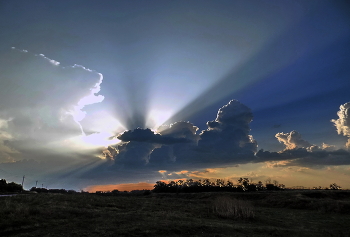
[
  {"left": 164, "top": 16, "right": 347, "bottom": 125},
  {"left": 1, "top": 0, "right": 349, "bottom": 192}
]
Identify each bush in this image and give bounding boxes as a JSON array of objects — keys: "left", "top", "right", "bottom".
[
  {"left": 212, "top": 196, "right": 255, "bottom": 220},
  {"left": 3, "top": 182, "right": 23, "bottom": 192}
]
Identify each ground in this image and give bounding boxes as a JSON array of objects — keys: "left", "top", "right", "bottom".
[{"left": 0, "top": 190, "right": 349, "bottom": 236}]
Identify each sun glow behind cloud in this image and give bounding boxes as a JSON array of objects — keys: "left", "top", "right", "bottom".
[
  {"left": 68, "top": 71, "right": 105, "bottom": 134},
  {"left": 103, "top": 2, "right": 307, "bottom": 131},
  {"left": 146, "top": 109, "right": 174, "bottom": 130},
  {"left": 65, "top": 110, "right": 126, "bottom": 151},
  {"left": 73, "top": 2, "right": 313, "bottom": 162},
  {"left": 66, "top": 133, "right": 121, "bottom": 151},
  {"left": 2, "top": 1, "right": 349, "bottom": 192},
  {"left": 0, "top": 48, "right": 129, "bottom": 168}
]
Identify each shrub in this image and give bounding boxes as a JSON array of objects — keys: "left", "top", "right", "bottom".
[{"left": 212, "top": 196, "right": 255, "bottom": 220}]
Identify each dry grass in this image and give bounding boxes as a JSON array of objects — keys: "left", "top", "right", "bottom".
[
  {"left": 212, "top": 196, "right": 255, "bottom": 220},
  {"left": 1, "top": 191, "right": 350, "bottom": 236}
]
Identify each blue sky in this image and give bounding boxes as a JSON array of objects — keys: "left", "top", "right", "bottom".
[{"left": 0, "top": 0, "right": 350, "bottom": 190}]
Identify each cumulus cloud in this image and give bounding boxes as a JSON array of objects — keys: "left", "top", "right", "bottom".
[
  {"left": 106, "top": 100, "right": 258, "bottom": 171},
  {"left": 0, "top": 120, "right": 20, "bottom": 162},
  {"left": 331, "top": 102, "right": 350, "bottom": 148},
  {"left": 109, "top": 127, "right": 195, "bottom": 168},
  {"left": 256, "top": 101, "right": 350, "bottom": 167},
  {"left": 198, "top": 100, "right": 257, "bottom": 156},
  {"left": 256, "top": 129, "right": 350, "bottom": 167},
  {"left": 0, "top": 48, "right": 105, "bottom": 164},
  {"left": 208, "top": 100, "right": 253, "bottom": 130},
  {"left": 112, "top": 127, "right": 195, "bottom": 167},
  {"left": 158, "top": 121, "right": 200, "bottom": 143},
  {"left": 275, "top": 130, "right": 311, "bottom": 150},
  {"left": 307, "top": 143, "right": 336, "bottom": 152},
  {"left": 117, "top": 128, "right": 191, "bottom": 144}
]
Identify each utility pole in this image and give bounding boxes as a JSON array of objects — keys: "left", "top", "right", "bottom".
[
  {"left": 21, "top": 175, "right": 25, "bottom": 188},
  {"left": 35, "top": 180, "right": 38, "bottom": 187}
]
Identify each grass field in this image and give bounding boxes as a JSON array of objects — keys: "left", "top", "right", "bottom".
[{"left": 1, "top": 190, "right": 350, "bottom": 236}]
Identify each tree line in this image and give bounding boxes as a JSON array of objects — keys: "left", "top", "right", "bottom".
[
  {"left": 153, "top": 178, "right": 343, "bottom": 193},
  {"left": 0, "top": 177, "right": 342, "bottom": 194},
  {"left": 153, "top": 178, "right": 285, "bottom": 193},
  {"left": 0, "top": 179, "right": 23, "bottom": 193},
  {"left": 29, "top": 187, "right": 78, "bottom": 194}
]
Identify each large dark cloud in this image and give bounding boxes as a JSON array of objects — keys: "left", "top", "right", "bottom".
[
  {"left": 106, "top": 100, "right": 258, "bottom": 171},
  {"left": 117, "top": 128, "right": 191, "bottom": 144},
  {"left": 198, "top": 100, "right": 257, "bottom": 155},
  {"left": 158, "top": 121, "right": 200, "bottom": 143}
]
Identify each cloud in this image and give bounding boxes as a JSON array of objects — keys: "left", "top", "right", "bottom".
[
  {"left": 256, "top": 101, "right": 350, "bottom": 167},
  {"left": 275, "top": 130, "right": 311, "bottom": 150},
  {"left": 308, "top": 143, "right": 336, "bottom": 152},
  {"left": 256, "top": 102, "right": 350, "bottom": 168},
  {"left": 114, "top": 141, "right": 156, "bottom": 167},
  {"left": 0, "top": 48, "right": 104, "bottom": 160},
  {"left": 331, "top": 102, "right": 350, "bottom": 148},
  {"left": 286, "top": 149, "right": 350, "bottom": 167},
  {"left": 158, "top": 121, "right": 200, "bottom": 143},
  {"left": 198, "top": 100, "right": 257, "bottom": 156},
  {"left": 0, "top": 48, "right": 103, "bottom": 115},
  {"left": 113, "top": 126, "right": 196, "bottom": 167},
  {"left": 255, "top": 103, "right": 350, "bottom": 168},
  {"left": 3, "top": 55, "right": 349, "bottom": 191},
  {"left": 117, "top": 128, "right": 191, "bottom": 144},
  {"left": 256, "top": 129, "right": 350, "bottom": 167},
  {"left": 106, "top": 100, "right": 258, "bottom": 171}
]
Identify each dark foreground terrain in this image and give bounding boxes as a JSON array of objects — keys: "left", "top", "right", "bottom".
[{"left": 1, "top": 190, "right": 350, "bottom": 236}]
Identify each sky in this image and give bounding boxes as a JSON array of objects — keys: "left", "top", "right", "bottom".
[{"left": 0, "top": 0, "right": 350, "bottom": 191}]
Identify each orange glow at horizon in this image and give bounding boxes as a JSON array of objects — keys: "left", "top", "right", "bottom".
[{"left": 86, "top": 182, "right": 154, "bottom": 192}]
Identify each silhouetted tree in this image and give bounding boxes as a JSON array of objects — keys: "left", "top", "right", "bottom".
[
  {"left": 256, "top": 181, "right": 264, "bottom": 191},
  {"left": 278, "top": 184, "right": 286, "bottom": 190},
  {"left": 0, "top": 179, "right": 23, "bottom": 192},
  {"left": 266, "top": 183, "right": 281, "bottom": 191},
  {"left": 329, "top": 183, "right": 341, "bottom": 190},
  {"left": 216, "top": 179, "right": 225, "bottom": 187},
  {"left": 247, "top": 183, "right": 258, "bottom": 192},
  {"left": 0, "top": 179, "right": 6, "bottom": 185},
  {"left": 0, "top": 179, "right": 7, "bottom": 192},
  {"left": 6, "top": 182, "right": 23, "bottom": 192},
  {"left": 238, "top": 178, "right": 250, "bottom": 191},
  {"left": 153, "top": 181, "right": 168, "bottom": 193}
]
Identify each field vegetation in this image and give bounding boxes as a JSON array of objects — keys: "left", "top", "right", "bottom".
[{"left": 1, "top": 190, "right": 350, "bottom": 236}]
